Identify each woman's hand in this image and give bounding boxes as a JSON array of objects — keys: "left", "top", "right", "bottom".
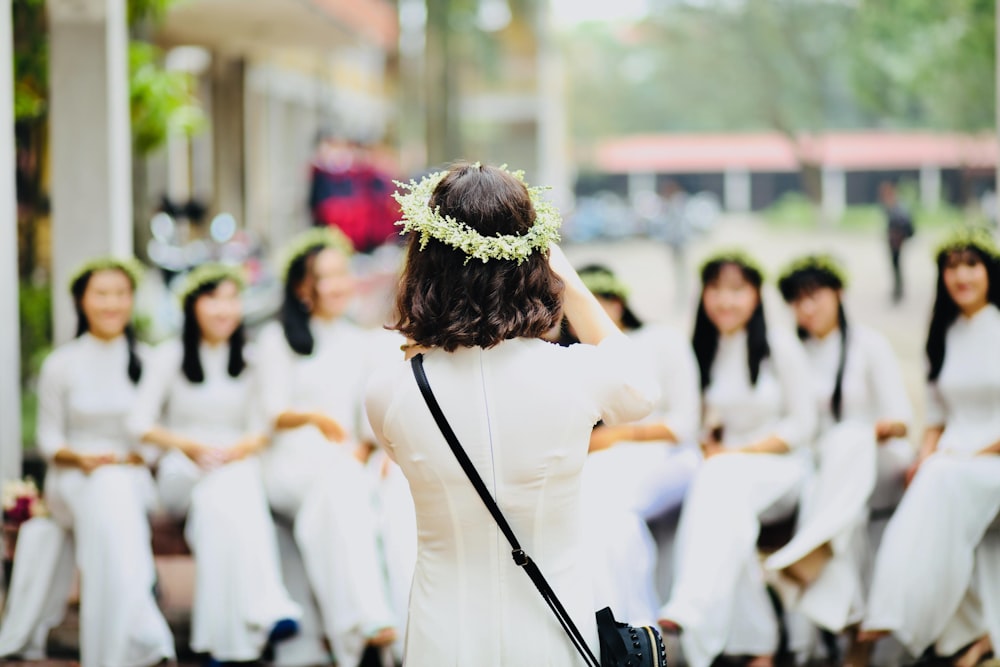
[
  {"left": 78, "top": 453, "right": 117, "bottom": 474},
  {"left": 875, "top": 420, "right": 907, "bottom": 443},
  {"left": 312, "top": 413, "right": 347, "bottom": 443}
]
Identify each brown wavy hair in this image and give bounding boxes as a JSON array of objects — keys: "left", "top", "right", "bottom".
[{"left": 392, "top": 162, "right": 564, "bottom": 351}]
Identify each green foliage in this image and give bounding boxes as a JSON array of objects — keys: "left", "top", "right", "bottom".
[
  {"left": 18, "top": 282, "right": 52, "bottom": 390},
  {"left": 12, "top": 0, "right": 47, "bottom": 121},
  {"left": 762, "top": 192, "right": 819, "bottom": 228},
  {"left": 130, "top": 42, "right": 205, "bottom": 154},
  {"left": 850, "top": 0, "right": 995, "bottom": 131}
]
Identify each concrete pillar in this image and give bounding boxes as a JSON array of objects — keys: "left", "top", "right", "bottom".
[
  {"left": 212, "top": 57, "right": 246, "bottom": 223},
  {"left": 1, "top": 0, "right": 23, "bottom": 490},
  {"left": 49, "top": 0, "right": 133, "bottom": 343},
  {"left": 724, "top": 167, "right": 751, "bottom": 212},
  {"left": 919, "top": 164, "right": 942, "bottom": 210},
  {"left": 627, "top": 172, "right": 656, "bottom": 209},
  {"left": 821, "top": 166, "right": 846, "bottom": 224},
  {"left": 535, "top": 0, "right": 573, "bottom": 213}
]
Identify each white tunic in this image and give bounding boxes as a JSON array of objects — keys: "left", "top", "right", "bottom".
[
  {"left": 662, "top": 328, "right": 816, "bottom": 667},
  {"left": 255, "top": 318, "right": 397, "bottom": 667},
  {"left": 864, "top": 304, "right": 1000, "bottom": 656},
  {"left": 583, "top": 324, "right": 701, "bottom": 624},
  {"left": 365, "top": 334, "right": 658, "bottom": 667},
  {"left": 127, "top": 340, "right": 301, "bottom": 661},
  {"left": 765, "top": 324, "right": 913, "bottom": 632},
  {"left": 2, "top": 334, "right": 175, "bottom": 667}
]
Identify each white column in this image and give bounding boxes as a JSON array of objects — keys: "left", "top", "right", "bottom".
[
  {"left": 821, "top": 166, "right": 846, "bottom": 224},
  {"left": 0, "top": 0, "right": 23, "bottom": 493},
  {"left": 535, "top": 0, "right": 573, "bottom": 213},
  {"left": 919, "top": 164, "right": 942, "bottom": 210},
  {"left": 48, "top": 0, "right": 133, "bottom": 343},
  {"left": 212, "top": 57, "right": 246, "bottom": 223},
  {"left": 724, "top": 167, "right": 751, "bottom": 212}
]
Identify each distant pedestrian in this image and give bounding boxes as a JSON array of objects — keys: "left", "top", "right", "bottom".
[{"left": 879, "top": 182, "right": 914, "bottom": 303}]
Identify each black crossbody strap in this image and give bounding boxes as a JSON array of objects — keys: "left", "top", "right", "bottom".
[{"left": 411, "top": 354, "right": 601, "bottom": 667}]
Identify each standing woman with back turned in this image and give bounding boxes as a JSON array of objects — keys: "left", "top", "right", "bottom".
[
  {"left": 859, "top": 231, "right": 1000, "bottom": 667},
  {"left": 658, "top": 252, "right": 816, "bottom": 667},
  {"left": 127, "top": 264, "right": 301, "bottom": 663},
  {"left": 5, "top": 258, "right": 175, "bottom": 667},
  {"left": 365, "top": 162, "right": 658, "bottom": 667}
]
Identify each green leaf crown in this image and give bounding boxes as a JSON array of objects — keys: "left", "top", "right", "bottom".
[
  {"left": 700, "top": 249, "right": 766, "bottom": 282},
  {"left": 934, "top": 227, "right": 1000, "bottom": 262},
  {"left": 280, "top": 227, "right": 355, "bottom": 280},
  {"left": 68, "top": 256, "right": 144, "bottom": 292},
  {"left": 177, "top": 263, "right": 247, "bottom": 304},
  {"left": 778, "top": 254, "right": 849, "bottom": 289}
]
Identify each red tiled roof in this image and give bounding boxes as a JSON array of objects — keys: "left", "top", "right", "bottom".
[{"left": 592, "top": 132, "right": 998, "bottom": 173}]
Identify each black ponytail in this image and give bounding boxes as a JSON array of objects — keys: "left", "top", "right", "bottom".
[
  {"left": 125, "top": 325, "right": 142, "bottom": 384},
  {"left": 831, "top": 303, "right": 848, "bottom": 421},
  {"left": 281, "top": 246, "right": 325, "bottom": 356}
]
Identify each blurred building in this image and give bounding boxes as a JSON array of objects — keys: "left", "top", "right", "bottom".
[{"left": 581, "top": 131, "right": 998, "bottom": 218}]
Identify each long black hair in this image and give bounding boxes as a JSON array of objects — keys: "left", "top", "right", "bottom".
[
  {"left": 926, "top": 246, "right": 1000, "bottom": 381},
  {"left": 181, "top": 279, "right": 247, "bottom": 384},
  {"left": 280, "top": 245, "right": 326, "bottom": 356},
  {"left": 692, "top": 258, "right": 770, "bottom": 391},
  {"left": 71, "top": 268, "right": 142, "bottom": 384},
  {"left": 577, "top": 264, "right": 643, "bottom": 330},
  {"left": 778, "top": 262, "right": 848, "bottom": 421}
]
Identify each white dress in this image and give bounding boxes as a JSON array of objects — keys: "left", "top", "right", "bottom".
[
  {"left": 863, "top": 304, "right": 1000, "bottom": 657},
  {"left": 255, "top": 318, "right": 397, "bottom": 667},
  {"left": 0, "top": 334, "right": 175, "bottom": 667},
  {"left": 765, "top": 324, "right": 913, "bottom": 632},
  {"left": 365, "top": 334, "right": 658, "bottom": 667},
  {"left": 660, "top": 328, "right": 816, "bottom": 667},
  {"left": 582, "top": 324, "right": 701, "bottom": 625},
  {"left": 126, "top": 339, "right": 302, "bottom": 661}
]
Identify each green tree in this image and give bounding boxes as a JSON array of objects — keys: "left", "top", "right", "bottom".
[{"left": 850, "top": 0, "right": 995, "bottom": 131}]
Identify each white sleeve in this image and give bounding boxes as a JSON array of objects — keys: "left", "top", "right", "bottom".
[
  {"left": 771, "top": 332, "right": 818, "bottom": 450},
  {"left": 364, "top": 363, "right": 400, "bottom": 462},
  {"left": 656, "top": 328, "right": 700, "bottom": 443},
  {"left": 925, "top": 381, "right": 947, "bottom": 428},
  {"left": 255, "top": 323, "right": 294, "bottom": 425},
  {"left": 36, "top": 350, "right": 68, "bottom": 460},
  {"left": 357, "top": 329, "right": 406, "bottom": 444},
  {"left": 865, "top": 330, "right": 914, "bottom": 426},
  {"left": 569, "top": 333, "right": 660, "bottom": 426},
  {"left": 126, "top": 340, "right": 181, "bottom": 440}
]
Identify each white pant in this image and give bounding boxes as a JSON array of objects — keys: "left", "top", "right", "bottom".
[
  {"left": 863, "top": 453, "right": 1000, "bottom": 657},
  {"left": 261, "top": 431, "right": 395, "bottom": 667},
  {"left": 0, "top": 516, "right": 75, "bottom": 659},
  {"left": 661, "top": 453, "right": 807, "bottom": 667},
  {"left": 584, "top": 443, "right": 700, "bottom": 625},
  {"left": 766, "top": 421, "right": 876, "bottom": 632},
  {"left": 157, "top": 451, "right": 301, "bottom": 661},
  {"left": 39, "top": 465, "right": 174, "bottom": 667}
]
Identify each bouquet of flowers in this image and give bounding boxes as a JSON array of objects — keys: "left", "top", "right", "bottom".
[{"left": 2, "top": 477, "right": 47, "bottom": 527}]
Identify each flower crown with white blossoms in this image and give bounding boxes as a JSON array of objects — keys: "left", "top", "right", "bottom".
[{"left": 392, "top": 163, "right": 562, "bottom": 265}]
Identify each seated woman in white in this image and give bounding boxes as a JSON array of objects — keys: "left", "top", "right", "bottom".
[
  {"left": 255, "top": 228, "right": 397, "bottom": 667},
  {"left": 564, "top": 264, "right": 700, "bottom": 625},
  {"left": 365, "top": 162, "right": 658, "bottom": 667},
  {"left": 658, "top": 252, "right": 816, "bottom": 667},
  {"left": 763, "top": 255, "right": 912, "bottom": 647},
  {"left": 0, "top": 258, "right": 174, "bottom": 667},
  {"left": 127, "top": 264, "right": 301, "bottom": 663},
  {"left": 859, "top": 232, "right": 1000, "bottom": 667}
]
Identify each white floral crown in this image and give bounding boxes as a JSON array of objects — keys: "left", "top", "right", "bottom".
[{"left": 392, "top": 164, "right": 562, "bottom": 265}]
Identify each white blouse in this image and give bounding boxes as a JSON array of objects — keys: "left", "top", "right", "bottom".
[
  {"left": 705, "top": 328, "right": 816, "bottom": 450},
  {"left": 803, "top": 324, "right": 912, "bottom": 431},
  {"left": 256, "top": 318, "right": 401, "bottom": 444},
  {"left": 127, "top": 339, "right": 262, "bottom": 449},
  {"left": 628, "top": 324, "right": 700, "bottom": 443},
  {"left": 36, "top": 333, "right": 143, "bottom": 460},
  {"left": 926, "top": 303, "right": 1000, "bottom": 455}
]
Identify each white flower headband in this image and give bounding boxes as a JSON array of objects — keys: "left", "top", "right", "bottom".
[{"left": 392, "top": 164, "right": 562, "bottom": 265}]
